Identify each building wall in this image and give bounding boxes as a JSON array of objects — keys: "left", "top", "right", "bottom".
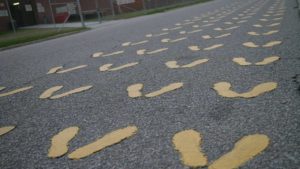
[
  {"left": 0, "top": 0, "right": 144, "bottom": 31},
  {"left": 0, "top": 0, "right": 10, "bottom": 31}
]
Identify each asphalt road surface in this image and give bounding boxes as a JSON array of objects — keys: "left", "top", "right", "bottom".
[{"left": 0, "top": 0, "right": 299, "bottom": 168}]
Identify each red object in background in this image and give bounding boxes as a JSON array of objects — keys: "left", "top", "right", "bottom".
[{"left": 54, "top": 12, "right": 69, "bottom": 23}]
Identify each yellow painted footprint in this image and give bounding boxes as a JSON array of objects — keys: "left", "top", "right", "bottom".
[
  {"left": 233, "top": 56, "right": 280, "bottom": 66},
  {"left": 92, "top": 50, "right": 124, "bottom": 58},
  {"left": 173, "top": 130, "right": 208, "bottom": 168},
  {"left": 137, "top": 48, "right": 168, "bottom": 55},
  {"left": 189, "top": 44, "right": 224, "bottom": 51},
  {"left": 127, "top": 83, "right": 183, "bottom": 98},
  {"left": 208, "top": 134, "right": 269, "bottom": 169},
  {"left": 0, "top": 86, "right": 33, "bottom": 98},
  {"left": 48, "top": 127, "right": 79, "bottom": 158},
  {"left": 0, "top": 126, "right": 15, "bottom": 136},
  {"left": 247, "top": 30, "right": 279, "bottom": 36},
  {"left": 165, "top": 59, "right": 209, "bottom": 69},
  {"left": 122, "top": 40, "right": 148, "bottom": 47},
  {"left": 39, "top": 85, "right": 93, "bottom": 99},
  {"left": 68, "top": 126, "right": 138, "bottom": 159},
  {"left": 47, "top": 65, "right": 87, "bottom": 74},
  {"left": 145, "top": 32, "right": 169, "bottom": 38},
  {"left": 161, "top": 37, "right": 187, "bottom": 43},
  {"left": 213, "top": 82, "right": 277, "bottom": 98},
  {"left": 99, "top": 62, "right": 138, "bottom": 72}
]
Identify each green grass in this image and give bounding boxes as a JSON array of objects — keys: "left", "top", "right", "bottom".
[
  {"left": 89, "top": 0, "right": 212, "bottom": 21},
  {"left": 0, "top": 27, "right": 88, "bottom": 49}
]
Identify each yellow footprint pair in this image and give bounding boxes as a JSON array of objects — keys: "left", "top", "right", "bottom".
[
  {"left": 243, "top": 41, "right": 282, "bottom": 48},
  {"left": 48, "top": 126, "right": 137, "bottom": 159},
  {"left": 40, "top": 85, "right": 92, "bottom": 99},
  {"left": 233, "top": 56, "right": 280, "bottom": 66},
  {"left": 189, "top": 44, "right": 224, "bottom": 51},
  {"left": 165, "top": 59, "right": 209, "bottom": 69},
  {"left": 99, "top": 62, "right": 139, "bottom": 72},
  {"left": 173, "top": 130, "right": 269, "bottom": 168},
  {"left": 47, "top": 65, "right": 87, "bottom": 74},
  {"left": 213, "top": 82, "right": 277, "bottom": 98},
  {"left": 127, "top": 83, "right": 183, "bottom": 98}
]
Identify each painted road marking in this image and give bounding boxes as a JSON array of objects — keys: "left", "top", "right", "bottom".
[
  {"left": 137, "top": 49, "right": 146, "bottom": 55},
  {"left": 0, "top": 126, "right": 15, "bottom": 137},
  {"left": 165, "top": 59, "right": 208, "bottom": 69},
  {"left": 161, "top": 37, "right": 187, "bottom": 43},
  {"left": 92, "top": 51, "right": 124, "bottom": 58},
  {"left": 213, "top": 82, "right": 277, "bottom": 98},
  {"left": 262, "top": 41, "right": 282, "bottom": 47},
  {"left": 173, "top": 130, "right": 207, "bottom": 168},
  {"left": 153, "top": 32, "right": 169, "bottom": 37},
  {"left": 48, "top": 127, "right": 79, "bottom": 158},
  {"left": 39, "top": 86, "right": 63, "bottom": 99},
  {"left": 145, "top": 83, "right": 183, "bottom": 97},
  {"left": 55, "top": 65, "right": 87, "bottom": 74},
  {"left": 208, "top": 134, "right": 269, "bottom": 169},
  {"left": 255, "top": 56, "right": 280, "bottom": 65},
  {"left": 237, "top": 20, "right": 247, "bottom": 24},
  {"left": 99, "top": 62, "right": 139, "bottom": 72},
  {"left": 103, "top": 51, "right": 124, "bottom": 57},
  {"left": 127, "top": 83, "right": 183, "bottom": 98},
  {"left": 187, "top": 29, "right": 203, "bottom": 34},
  {"left": 243, "top": 42, "right": 259, "bottom": 48},
  {"left": 224, "top": 26, "right": 240, "bottom": 30},
  {"left": 47, "top": 66, "right": 63, "bottom": 74},
  {"left": 188, "top": 46, "right": 200, "bottom": 51},
  {"left": 0, "top": 86, "right": 33, "bottom": 98},
  {"left": 127, "top": 84, "right": 143, "bottom": 98},
  {"left": 204, "top": 44, "right": 224, "bottom": 51},
  {"left": 259, "top": 18, "right": 269, "bottom": 22},
  {"left": 68, "top": 126, "right": 138, "bottom": 159},
  {"left": 224, "top": 22, "right": 233, "bottom": 25},
  {"left": 40, "top": 85, "right": 93, "bottom": 99},
  {"left": 267, "top": 23, "right": 280, "bottom": 27},
  {"left": 147, "top": 48, "right": 168, "bottom": 55},
  {"left": 253, "top": 24, "right": 263, "bottom": 28},
  {"left": 232, "top": 58, "right": 252, "bottom": 66},
  {"left": 215, "top": 33, "right": 231, "bottom": 38},
  {"left": 122, "top": 40, "right": 149, "bottom": 47},
  {"left": 233, "top": 56, "right": 280, "bottom": 66}
]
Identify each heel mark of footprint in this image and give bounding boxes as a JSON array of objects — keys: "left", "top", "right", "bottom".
[
  {"left": 48, "top": 127, "right": 79, "bottom": 158},
  {"left": 173, "top": 130, "right": 208, "bottom": 168}
]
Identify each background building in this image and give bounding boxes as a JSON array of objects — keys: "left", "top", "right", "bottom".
[{"left": 0, "top": 0, "right": 144, "bottom": 31}]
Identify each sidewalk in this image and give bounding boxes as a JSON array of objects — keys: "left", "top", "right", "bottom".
[{"left": 20, "top": 21, "right": 102, "bottom": 29}]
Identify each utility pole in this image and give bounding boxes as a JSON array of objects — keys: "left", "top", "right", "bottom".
[
  {"left": 48, "top": 0, "right": 56, "bottom": 28},
  {"left": 4, "top": 0, "right": 16, "bottom": 33},
  {"left": 142, "top": 0, "right": 146, "bottom": 11},
  {"left": 109, "top": 0, "right": 115, "bottom": 16},
  {"left": 76, "top": 0, "right": 85, "bottom": 27}
]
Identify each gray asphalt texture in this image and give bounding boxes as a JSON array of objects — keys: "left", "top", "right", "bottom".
[{"left": 0, "top": 0, "right": 299, "bottom": 168}]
